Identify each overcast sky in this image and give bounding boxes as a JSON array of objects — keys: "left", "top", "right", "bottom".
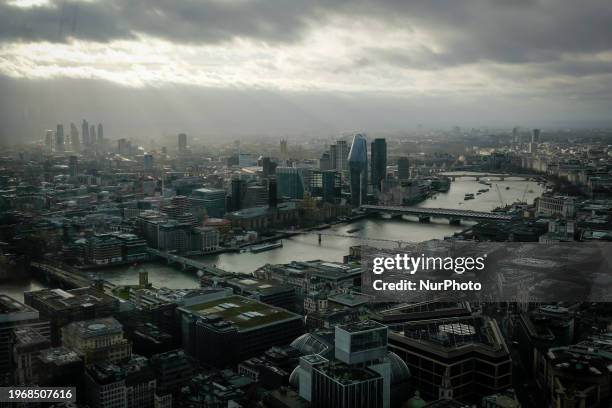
[{"left": 1, "top": 0, "right": 612, "bottom": 143}]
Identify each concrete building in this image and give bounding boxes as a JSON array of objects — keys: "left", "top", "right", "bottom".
[
  {"left": 62, "top": 317, "right": 132, "bottom": 364},
  {"left": 0, "top": 294, "right": 51, "bottom": 385}
]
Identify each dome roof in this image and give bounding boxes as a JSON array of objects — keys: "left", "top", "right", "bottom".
[
  {"left": 289, "top": 366, "right": 302, "bottom": 388},
  {"left": 290, "top": 331, "right": 334, "bottom": 357},
  {"left": 385, "top": 351, "right": 411, "bottom": 385},
  {"left": 403, "top": 391, "right": 427, "bottom": 408}
]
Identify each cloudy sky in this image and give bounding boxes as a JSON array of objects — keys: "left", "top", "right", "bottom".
[{"left": 1, "top": 0, "right": 612, "bottom": 143}]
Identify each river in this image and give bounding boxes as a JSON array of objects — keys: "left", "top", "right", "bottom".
[{"left": 1, "top": 174, "right": 544, "bottom": 299}]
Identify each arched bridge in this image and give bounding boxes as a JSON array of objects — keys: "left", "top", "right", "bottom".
[{"left": 361, "top": 205, "right": 515, "bottom": 222}]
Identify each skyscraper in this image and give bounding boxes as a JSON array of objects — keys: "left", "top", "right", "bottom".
[
  {"left": 397, "top": 157, "right": 410, "bottom": 180},
  {"left": 45, "top": 130, "right": 54, "bottom": 152},
  {"left": 280, "top": 139, "right": 288, "bottom": 160},
  {"left": 322, "top": 170, "right": 341, "bottom": 204},
  {"left": 319, "top": 151, "right": 332, "bottom": 171},
  {"left": 81, "top": 120, "right": 90, "bottom": 146},
  {"left": 334, "top": 140, "right": 349, "bottom": 173},
  {"left": 55, "top": 124, "right": 64, "bottom": 153},
  {"left": 276, "top": 167, "right": 305, "bottom": 199},
  {"left": 348, "top": 134, "right": 368, "bottom": 207},
  {"left": 143, "top": 154, "right": 154, "bottom": 170},
  {"left": 268, "top": 177, "right": 278, "bottom": 208},
  {"left": 90, "top": 125, "right": 96, "bottom": 143},
  {"left": 178, "top": 133, "right": 187, "bottom": 152},
  {"left": 97, "top": 123, "right": 104, "bottom": 143},
  {"left": 370, "top": 138, "right": 387, "bottom": 191},
  {"left": 532, "top": 128, "right": 540, "bottom": 143},
  {"left": 70, "top": 123, "right": 80, "bottom": 151},
  {"left": 231, "top": 177, "right": 247, "bottom": 211}
]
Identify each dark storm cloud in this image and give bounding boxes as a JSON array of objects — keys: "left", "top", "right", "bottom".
[
  {"left": 0, "top": 0, "right": 321, "bottom": 44},
  {"left": 2, "top": 0, "right": 612, "bottom": 70}
]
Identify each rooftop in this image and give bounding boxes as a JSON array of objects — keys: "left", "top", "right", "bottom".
[
  {"left": 63, "top": 317, "right": 123, "bottom": 338},
  {"left": 181, "top": 295, "right": 299, "bottom": 331},
  {"left": 0, "top": 294, "right": 39, "bottom": 323}
]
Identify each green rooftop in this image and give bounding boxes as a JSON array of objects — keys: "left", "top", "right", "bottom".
[{"left": 184, "top": 295, "right": 298, "bottom": 330}]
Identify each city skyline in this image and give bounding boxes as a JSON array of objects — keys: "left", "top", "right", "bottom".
[{"left": 2, "top": 0, "right": 612, "bottom": 144}]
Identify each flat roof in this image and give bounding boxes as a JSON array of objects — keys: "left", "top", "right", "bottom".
[{"left": 181, "top": 295, "right": 299, "bottom": 331}]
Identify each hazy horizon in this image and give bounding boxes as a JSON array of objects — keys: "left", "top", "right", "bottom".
[{"left": 1, "top": 0, "right": 612, "bottom": 143}]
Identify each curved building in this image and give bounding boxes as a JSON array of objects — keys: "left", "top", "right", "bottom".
[{"left": 348, "top": 133, "right": 368, "bottom": 207}]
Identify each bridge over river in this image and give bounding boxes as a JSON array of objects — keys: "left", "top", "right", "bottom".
[{"left": 361, "top": 205, "right": 515, "bottom": 223}]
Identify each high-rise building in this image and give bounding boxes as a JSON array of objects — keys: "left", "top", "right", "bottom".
[
  {"left": 55, "top": 124, "right": 65, "bottom": 152},
  {"left": 45, "top": 130, "right": 54, "bottom": 151},
  {"left": 178, "top": 133, "right": 187, "bottom": 152},
  {"left": 143, "top": 154, "right": 154, "bottom": 170},
  {"left": 0, "top": 295, "right": 51, "bottom": 385},
  {"left": 231, "top": 178, "right": 247, "bottom": 211},
  {"left": 13, "top": 328, "right": 52, "bottom": 385},
  {"left": 90, "top": 125, "right": 96, "bottom": 143},
  {"left": 82, "top": 119, "right": 90, "bottom": 146},
  {"left": 280, "top": 139, "right": 288, "bottom": 160},
  {"left": 370, "top": 138, "right": 387, "bottom": 191},
  {"left": 532, "top": 128, "right": 540, "bottom": 143},
  {"left": 322, "top": 170, "right": 341, "bottom": 204},
  {"left": 70, "top": 123, "right": 80, "bottom": 151},
  {"left": 334, "top": 140, "right": 349, "bottom": 173},
  {"left": 319, "top": 151, "right": 332, "bottom": 171},
  {"left": 262, "top": 157, "right": 276, "bottom": 177},
  {"left": 330, "top": 144, "right": 337, "bottom": 170},
  {"left": 397, "top": 157, "right": 410, "bottom": 180},
  {"left": 276, "top": 167, "right": 306, "bottom": 200},
  {"left": 191, "top": 188, "right": 227, "bottom": 218},
  {"left": 348, "top": 134, "right": 368, "bottom": 207},
  {"left": 268, "top": 177, "right": 278, "bottom": 208},
  {"left": 97, "top": 123, "right": 104, "bottom": 142}
]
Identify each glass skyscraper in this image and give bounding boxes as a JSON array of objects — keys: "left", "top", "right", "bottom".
[
  {"left": 348, "top": 134, "right": 368, "bottom": 207},
  {"left": 371, "top": 138, "right": 387, "bottom": 191}
]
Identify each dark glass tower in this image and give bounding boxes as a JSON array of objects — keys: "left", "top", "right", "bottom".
[
  {"left": 348, "top": 134, "right": 368, "bottom": 207},
  {"left": 370, "top": 138, "right": 387, "bottom": 191}
]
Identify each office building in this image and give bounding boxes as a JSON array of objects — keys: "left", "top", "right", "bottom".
[
  {"left": 97, "top": 123, "right": 104, "bottom": 142},
  {"left": 178, "top": 295, "right": 303, "bottom": 367},
  {"left": 70, "top": 123, "right": 80, "bottom": 151},
  {"left": 82, "top": 119, "right": 90, "bottom": 146},
  {"left": 231, "top": 177, "right": 247, "bottom": 211},
  {"left": 319, "top": 151, "right": 333, "bottom": 171},
  {"left": 178, "top": 133, "right": 187, "bottom": 152},
  {"left": 262, "top": 156, "right": 276, "bottom": 177},
  {"left": 397, "top": 157, "right": 410, "bottom": 180},
  {"left": 333, "top": 140, "right": 349, "bottom": 173},
  {"left": 37, "top": 347, "right": 84, "bottom": 387},
  {"left": 536, "top": 195, "right": 576, "bottom": 218},
  {"left": 24, "top": 287, "right": 119, "bottom": 344},
  {"left": 151, "top": 349, "right": 194, "bottom": 396},
  {"left": 268, "top": 177, "right": 278, "bottom": 208},
  {"left": 62, "top": 317, "right": 132, "bottom": 364},
  {"left": 532, "top": 128, "right": 540, "bottom": 143},
  {"left": 91, "top": 124, "right": 97, "bottom": 143},
  {"left": 56, "top": 124, "right": 65, "bottom": 152},
  {"left": 280, "top": 139, "right": 288, "bottom": 160},
  {"left": 12, "top": 327, "right": 51, "bottom": 385},
  {"left": 371, "top": 138, "right": 387, "bottom": 191},
  {"left": 0, "top": 295, "right": 51, "bottom": 385},
  {"left": 348, "top": 134, "right": 368, "bottom": 207},
  {"left": 276, "top": 167, "right": 306, "bottom": 199},
  {"left": 143, "top": 154, "right": 154, "bottom": 170},
  {"left": 388, "top": 316, "right": 512, "bottom": 403},
  {"left": 190, "top": 188, "right": 226, "bottom": 218},
  {"left": 293, "top": 321, "right": 410, "bottom": 408},
  {"left": 85, "top": 356, "right": 155, "bottom": 408},
  {"left": 322, "top": 170, "right": 341, "bottom": 203}
]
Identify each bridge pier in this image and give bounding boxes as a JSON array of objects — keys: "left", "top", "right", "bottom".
[
  {"left": 475, "top": 176, "right": 480, "bottom": 181},
  {"left": 500, "top": 176, "right": 505, "bottom": 181},
  {"left": 449, "top": 218, "right": 461, "bottom": 225},
  {"left": 419, "top": 215, "right": 431, "bottom": 223},
  {"left": 391, "top": 213, "right": 403, "bottom": 219}
]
